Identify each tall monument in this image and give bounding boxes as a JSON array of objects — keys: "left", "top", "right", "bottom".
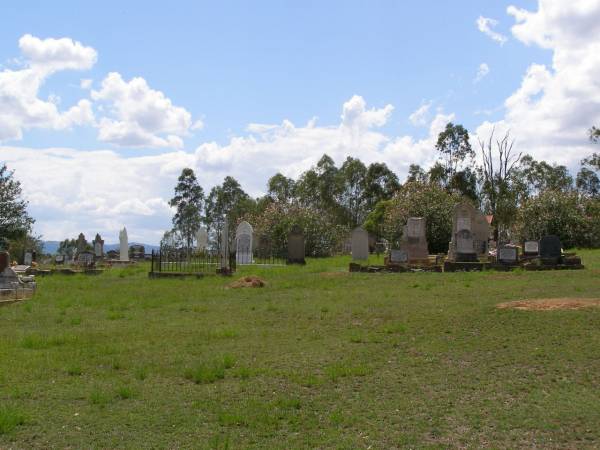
[{"left": 119, "top": 227, "right": 129, "bottom": 261}]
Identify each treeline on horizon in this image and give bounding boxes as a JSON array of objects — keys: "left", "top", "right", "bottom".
[
  {"left": 164, "top": 124, "right": 600, "bottom": 256},
  {"left": 2, "top": 123, "right": 600, "bottom": 259}
]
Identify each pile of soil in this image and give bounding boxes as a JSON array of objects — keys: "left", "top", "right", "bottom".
[
  {"left": 497, "top": 298, "right": 600, "bottom": 311},
  {"left": 229, "top": 276, "right": 266, "bottom": 288}
]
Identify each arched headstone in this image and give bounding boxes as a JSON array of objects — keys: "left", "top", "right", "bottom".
[{"left": 236, "top": 221, "right": 253, "bottom": 264}]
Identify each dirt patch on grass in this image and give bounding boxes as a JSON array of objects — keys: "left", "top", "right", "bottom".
[
  {"left": 229, "top": 276, "right": 266, "bottom": 288},
  {"left": 497, "top": 298, "right": 600, "bottom": 311}
]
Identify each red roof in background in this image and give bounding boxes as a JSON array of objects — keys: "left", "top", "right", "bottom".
[{"left": 486, "top": 215, "right": 493, "bottom": 225}]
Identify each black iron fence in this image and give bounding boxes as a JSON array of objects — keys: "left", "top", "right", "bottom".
[{"left": 150, "top": 249, "right": 228, "bottom": 275}]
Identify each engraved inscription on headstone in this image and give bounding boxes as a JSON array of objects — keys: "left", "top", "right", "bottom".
[
  {"left": 523, "top": 240, "right": 539, "bottom": 255},
  {"left": 390, "top": 249, "right": 408, "bottom": 263},
  {"left": 456, "top": 229, "right": 475, "bottom": 254},
  {"left": 498, "top": 247, "right": 518, "bottom": 264},
  {"left": 457, "top": 217, "right": 471, "bottom": 231}
]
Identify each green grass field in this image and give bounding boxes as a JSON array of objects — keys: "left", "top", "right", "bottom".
[{"left": 1, "top": 251, "right": 600, "bottom": 449}]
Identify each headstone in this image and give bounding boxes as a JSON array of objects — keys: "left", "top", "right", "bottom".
[
  {"left": 523, "top": 240, "right": 539, "bottom": 256},
  {"left": 106, "top": 250, "right": 119, "bottom": 260},
  {"left": 55, "top": 255, "right": 64, "bottom": 265},
  {"left": 76, "top": 233, "right": 86, "bottom": 254},
  {"left": 220, "top": 218, "right": 230, "bottom": 271},
  {"left": 77, "top": 251, "right": 94, "bottom": 267},
  {"left": 399, "top": 217, "right": 429, "bottom": 262},
  {"left": 236, "top": 221, "right": 253, "bottom": 264},
  {"left": 93, "top": 233, "right": 104, "bottom": 258},
  {"left": 0, "top": 251, "right": 9, "bottom": 272},
  {"left": 449, "top": 202, "right": 487, "bottom": 262},
  {"left": 390, "top": 249, "right": 408, "bottom": 263},
  {"left": 119, "top": 227, "right": 129, "bottom": 261},
  {"left": 351, "top": 227, "right": 369, "bottom": 261},
  {"left": 498, "top": 246, "right": 518, "bottom": 264},
  {"left": 24, "top": 251, "right": 33, "bottom": 266},
  {"left": 0, "top": 266, "right": 19, "bottom": 287},
  {"left": 539, "top": 235, "right": 562, "bottom": 263},
  {"left": 129, "top": 244, "right": 145, "bottom": 260},
  {"left": 196, "top": 227, "right": 208, "bottom": 251},
  {"left": 287, "top": 225, "right": 306, "bottom": 264}
]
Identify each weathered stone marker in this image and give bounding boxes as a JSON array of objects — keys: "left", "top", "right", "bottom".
[
  {"left": 351, "top": 227, "right": 369, "bottom": 261},
  {"left": 400, "top": 217, "right": 428, "bottom": 262},
  {"left": 287, "top": 225, "right": 306, "bottom": 264},
  {"left": 236, "top": 221, "right": 253, "bottom": 264}
]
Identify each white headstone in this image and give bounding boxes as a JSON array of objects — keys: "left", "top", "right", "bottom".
[
  {"left": 351, "top": 227, "right": 369, "bottom": 261},
  {"left": 196, "top": 227, "right": 208, "bottom": 251},
  {"left": 24, "top": 252, "right": 33, "bottom": 265},
  {"left": 94, "top": 242, "right": 102, "bottom": 257},
  {"left": 236, "top": 221, "right": 253, "bottom": 264},
  {"left": 524, "top": 240, "right": 539, "bottom": 254},
  {"left": 119, "top": 227, "right": 129, "bottom": 261}
]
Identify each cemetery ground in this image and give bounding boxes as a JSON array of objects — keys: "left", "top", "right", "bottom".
[{"left": 1, "top": 252, "right": 600, "bottom": 449}]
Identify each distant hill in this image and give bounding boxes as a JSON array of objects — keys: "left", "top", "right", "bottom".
[{"left": 42, "top": 241, "right": 160, "bottom": 254}]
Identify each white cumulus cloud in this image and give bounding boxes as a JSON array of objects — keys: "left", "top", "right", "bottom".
[
  {"left": 1, "top": 96, "right": 451, "bottom": 243},
  {"left": 0, "top": 34, "right": 97, "bottom": 142},
  {"left": 475, "top": 0, "right": 600, "bottom": 170},
  {"left": 477, "top": 16, "right": 508, "bottom": 45},
  {"left": 91, "top": 72, "right": 196, "bottom": 149}
]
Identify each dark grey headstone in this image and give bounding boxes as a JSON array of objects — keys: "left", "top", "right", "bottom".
[
  {"left": 287, "top": 225, "right": 305, "bottom": 264},
  {"left": 540, "top": 235, "right": 561, "bottom": 260},
  {"left": 498, "top": 247, "right": 518, "bottom": 264},
  {"left": 390, "top": 249, "right": 408, "bottom": 263}
]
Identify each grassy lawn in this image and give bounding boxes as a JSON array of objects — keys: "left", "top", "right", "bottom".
[{"left": 1, "top": 250, "right": 600, "bottom": 448}]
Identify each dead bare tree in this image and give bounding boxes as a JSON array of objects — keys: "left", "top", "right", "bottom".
[{"left": 479, "top": 128, "right": 522, "bottom": 242}]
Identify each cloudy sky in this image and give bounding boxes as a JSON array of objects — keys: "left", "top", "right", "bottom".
[{"left": 1, "top": 0, "right": 599, "bottom": 244}]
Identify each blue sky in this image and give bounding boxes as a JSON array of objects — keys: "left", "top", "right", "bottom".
[
  {"left": 1, "top": 0, "right": 548, "bottom": 148},
  {"left": 0, "top": 0, "right": 598, "bottom": 243}
]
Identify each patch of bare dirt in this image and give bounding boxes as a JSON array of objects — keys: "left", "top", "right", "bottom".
[
  {"left": 497, "top": 298, "right": 600, "bottom": 311},
  {"left": 229, "top": 276, "right": 266, "bottom": 288}
]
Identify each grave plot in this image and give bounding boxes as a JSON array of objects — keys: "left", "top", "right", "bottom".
[{"left": 0, "top": 252, "right": 36, "bottom": 305}]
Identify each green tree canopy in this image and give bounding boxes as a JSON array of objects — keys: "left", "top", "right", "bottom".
[
  {"left": 169, "top": 168, "right": 205, "bottom": 250},
  {"left": 0, "top": 164, "right": 34, "bottom": 251}
]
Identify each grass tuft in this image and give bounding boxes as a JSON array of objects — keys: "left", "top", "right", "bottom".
[
  {"left": 0, "top": 406, "right": 26, "bottom": 434},
  {"left": 184, "top": 355, "right": 236, "bottom": 384},
  {"left": 66, "top": 366, "right": 82, "bottom": 376},
  {"left": 89, "top": 389, "right": 111, "bottom": 407},
  {"left": 116, "top": 386, "right": 135, "bottom": 400}
]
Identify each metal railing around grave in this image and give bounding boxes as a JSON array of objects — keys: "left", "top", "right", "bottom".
[{"left": 150, "top": 249, "right": 234, "bottom": 275}]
